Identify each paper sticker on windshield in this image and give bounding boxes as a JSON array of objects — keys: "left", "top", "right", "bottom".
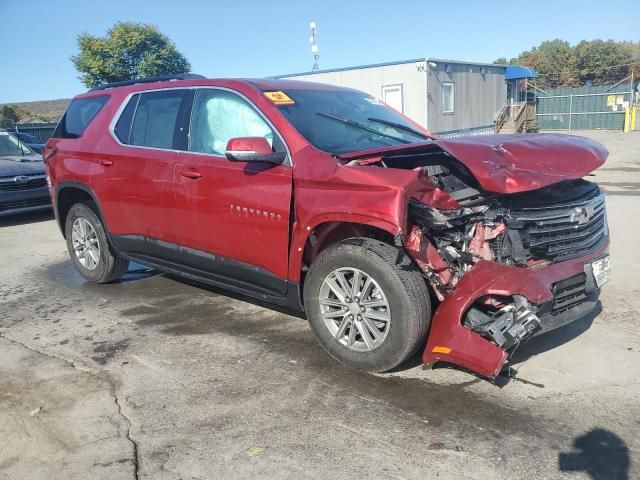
[{"left": 263, "top": 91, "right": 295, "bottom": 106}]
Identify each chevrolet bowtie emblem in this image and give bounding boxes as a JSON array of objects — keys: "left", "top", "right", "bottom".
[{"left": 570, "top": 205, "right": 595, "bottom": 225}]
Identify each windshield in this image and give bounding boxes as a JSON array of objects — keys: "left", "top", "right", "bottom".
[
  {"left": 274, "top": 89, "right": 431, "bottom": 154},
  {"left": 16, "top": 132, "right": 39, "bottom": 143},
  {"left": 0, "top": 133, "right": 35, "bottom": 156}
]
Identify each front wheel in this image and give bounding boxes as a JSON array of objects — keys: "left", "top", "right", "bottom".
[
  {"left": 65, "top": 203, "right": 129, "bottom": 283},
  {"left": 303, "top": 238, "right": 431, "bottom": 372}
]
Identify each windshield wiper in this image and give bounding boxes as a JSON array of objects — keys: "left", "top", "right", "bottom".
[
  {"left": 367, "top": 117, "right": 436, "bottom": 140},
  {"left": 316, "top": 112, "right": 410, "bottom": 145}
]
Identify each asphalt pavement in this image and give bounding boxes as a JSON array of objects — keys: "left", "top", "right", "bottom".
[{"left": 1, "top": 130, "right": 638, "bottom": 479}]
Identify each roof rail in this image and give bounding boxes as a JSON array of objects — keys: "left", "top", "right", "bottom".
[{"left": 88, "top": 73, "right": 206, "bottom": 92}]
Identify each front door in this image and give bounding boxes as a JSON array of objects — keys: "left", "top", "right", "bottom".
[{"left": 174, "top": 88, "right": 293, "bottom": 294}]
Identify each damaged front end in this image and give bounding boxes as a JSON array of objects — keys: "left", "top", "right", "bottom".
[
  {"left": 338, "top": 134, "right": 609, "bottom": 378},
  {"left": 394, "top": 148, "right": 608, "bottom": 379}
]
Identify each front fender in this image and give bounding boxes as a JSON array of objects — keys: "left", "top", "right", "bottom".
[
  {"left": 287, "top": 212, "right": 402, "bottom": 283},
  {"left": 287, "top": 161, "right": 431, "bottom": 282}
]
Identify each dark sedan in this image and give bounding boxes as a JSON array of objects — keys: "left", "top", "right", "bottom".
[
  {"left": 0, "top": 130, "right": 51, "bottom": 216},
  {"left": 12, "top": 131, "right": 45, "bottom": 154}
]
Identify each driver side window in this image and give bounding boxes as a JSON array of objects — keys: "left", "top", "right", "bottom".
[{"left": 189, "top": 89, "right": 275, "bottom": 156}]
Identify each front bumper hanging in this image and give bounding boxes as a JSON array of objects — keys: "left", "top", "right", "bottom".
[{"left": 422, "top": 240, "right": 608, "bottom": 379}]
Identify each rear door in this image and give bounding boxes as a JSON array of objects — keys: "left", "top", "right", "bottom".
[
  {"left": 92, "top": 89, "right": 189, "bottom": 257},
  {"left": 173, "top": 88, "right": 293, "bottom": 293}
]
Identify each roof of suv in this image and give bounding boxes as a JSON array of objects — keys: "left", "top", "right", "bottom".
[{"left": 77, "top": 77, "right": 357, "bottom": 99}]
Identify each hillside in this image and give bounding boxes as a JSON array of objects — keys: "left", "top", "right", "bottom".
[{"left": 0, "top": 98, "right": 71, "bottom": 122}]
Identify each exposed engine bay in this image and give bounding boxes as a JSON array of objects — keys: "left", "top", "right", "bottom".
[{"left": 375, "top": 151, "right": 607, "bottom": 350}]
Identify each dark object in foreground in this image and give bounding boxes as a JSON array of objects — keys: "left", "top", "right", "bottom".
[{"left": 0, "top": 130, "right": 51, "bottom": 217}]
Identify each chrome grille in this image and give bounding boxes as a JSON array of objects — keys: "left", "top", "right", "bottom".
[
  {"left": 0, "top": 174, "right": 47, "bottom": 191},
  {"left": 510, "top": 191, "right": 607, "bottom": 262},
  {"left": 0, "top": 197, "right": 50, "bottom": 211}
]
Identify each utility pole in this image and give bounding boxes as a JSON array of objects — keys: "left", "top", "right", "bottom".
[{"left": 309, "top": 21, "right": 319, "bottom": 72}]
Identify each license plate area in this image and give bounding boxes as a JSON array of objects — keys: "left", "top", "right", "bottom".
[{"left": 591, "top": 255, "right": 611, "bottom": 288}]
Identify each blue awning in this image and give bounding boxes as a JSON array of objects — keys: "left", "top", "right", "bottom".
[{"left": 505, "top": 66, "right": 538, "bottom": 80}]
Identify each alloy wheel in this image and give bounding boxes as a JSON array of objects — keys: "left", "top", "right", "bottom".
[
  {"left": 71, "top": 217, "right": 101, "bottom": 271},
  {"left": 319, "top": 267, "right": 391, "bottom": 352}
]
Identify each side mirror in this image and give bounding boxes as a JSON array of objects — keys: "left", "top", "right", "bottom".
[{"left": 225, "top": 137, "right": 286, "bottom": 164}]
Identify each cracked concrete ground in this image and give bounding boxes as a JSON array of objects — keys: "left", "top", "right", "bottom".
[{"left": 1, "top": 130, "right": 639, "bottom": 479}]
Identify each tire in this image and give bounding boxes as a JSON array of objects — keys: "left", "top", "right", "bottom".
[
  {"left": 64, "top": 203, "right": 129, "bottom": 283},
  {"left": 303, "top": 238, "right": 431, "bottom": 372}
]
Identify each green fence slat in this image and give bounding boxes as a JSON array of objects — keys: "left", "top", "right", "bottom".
[{"left": 534, "top": 84, "right": 631, "bottom": 130}]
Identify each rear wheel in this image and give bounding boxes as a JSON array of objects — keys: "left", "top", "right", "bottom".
[
  {"left": 304, "top": 238, "right": 431, "bottom": 372},
  {"left": 65, "top": 203, "right": 129, "bottom": 283}
]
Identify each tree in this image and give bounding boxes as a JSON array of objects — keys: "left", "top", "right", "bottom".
[
  {"left": 1, "top": 106, "right": 19, "bottom": 124},
  {"left": 512, "top": 39, "right": 577, "bottom": 88},
  {"left": 574, "top": 40, "right": 632, "bottom": 85},
  {"left": 72, "top": 22, "right": 191, "bottom": 88},
  {"left": 493, "top": 57, "right": 508, "bottom": 65},
  {"left": 0, "top": 105, "right": 32, "bottom": 126},
  {"left": 621, "top": 41, "right": 640, "bottom": 78}
]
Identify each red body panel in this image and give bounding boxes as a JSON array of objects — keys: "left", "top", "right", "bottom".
[
  {"left": 93, "top": 146, "right": 179, "bottom": 242},
  {"left": 47, "top": 77, "right": 610, "bottom": 379},
  {"left": 173, "top": 153, "right": 292, "bottom": 279}
]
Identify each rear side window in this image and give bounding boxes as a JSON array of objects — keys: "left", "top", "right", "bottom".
[
  {"left": 53, "top": 96, "right": 109, "bottom": 139},
  {"left": 129, "top": 90, "right": 185, "bottom": 149},
  {"left": 114, "top": 94, "right": 139, "bottom": 144}
]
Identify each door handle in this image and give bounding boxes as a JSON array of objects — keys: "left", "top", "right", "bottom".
[
  {"left": 97, "top": 159, "right": 113, "bottom": 166},
  {"left": 181, "top": 169, "right": 202, "bottom": 179}
]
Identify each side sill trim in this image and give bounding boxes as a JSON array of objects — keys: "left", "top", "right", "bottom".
[
  {"left": 110, "top": 234, "right": 304, "bottom": 311},
  {"left": 118, "top": 251, "right": 304, "bottom": 312}
]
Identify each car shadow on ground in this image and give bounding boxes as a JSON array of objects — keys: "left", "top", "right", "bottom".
[
  {"left": 0, "top": 209, "right": 54, "bottom": 228},
  {"left": 162, "top": 273, "right": 308, "bottom": 320},
  {"left": 559, "top": 428, "right": 630, "bottom": 480},
  {"left": 54, "top": 258, "right": 602, "bottom": 388},
  {"left": 118, "top": 263, "right": 163, "bottom": 283},
  {"left": 510, "top": 302, "right": 601, "bottom": 364}
]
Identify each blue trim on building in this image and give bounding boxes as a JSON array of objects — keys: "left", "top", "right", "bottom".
[{"left": 505, "top": 66, "right": 538, "bottom": 80}]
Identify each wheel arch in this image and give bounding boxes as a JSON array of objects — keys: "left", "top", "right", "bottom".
[
  {"left": 55, "top": 181, "right": 107, "bottom": 238},
  {"left": 289, "top": 214, "right": 402, "bottom": 288},
  {"left": 302, "top": 221, "right": 396, "bottom": 267}
]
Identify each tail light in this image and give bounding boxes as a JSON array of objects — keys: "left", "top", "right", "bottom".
[{"left": 43, "top": 145, "right": 57, "bottom": 164}]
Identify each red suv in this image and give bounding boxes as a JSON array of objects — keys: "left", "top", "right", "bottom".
[{"left": 44, "top": 75, "right": 610, "bottom": 379}]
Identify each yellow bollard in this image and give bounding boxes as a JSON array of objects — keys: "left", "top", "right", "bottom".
[
  {"left": 624, "top": 108, "right": 630, "bottom": 133},
  {"left": 632, "top": 106, "right": 637, "bottom": 131}
]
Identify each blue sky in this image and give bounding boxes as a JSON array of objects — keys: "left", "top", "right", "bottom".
[{"left": 0, "top": 0, "right": 637, "bottom": 103}]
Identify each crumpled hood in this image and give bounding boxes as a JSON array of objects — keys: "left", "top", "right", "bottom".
[
  {"left": 339, "top": 134, "right": 608, "bottom": 193},
  {"left": 0, "top": 156, "right": 45, "bottom": 177}
]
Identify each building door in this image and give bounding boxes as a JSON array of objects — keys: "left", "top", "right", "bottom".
[{"left": 381, "top": 84, "right": 404, "bottom": 113}]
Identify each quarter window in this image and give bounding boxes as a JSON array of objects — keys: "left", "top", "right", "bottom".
[
  {"left": 113, "top": 94, "right": 140, "bottom": 144},
  {"left": 129, "top": 90, "right": 185, "bottom": 149},
  {"left": 442, "top": 82, "right": 455, "bottom": 114},
  {"left": 189, "top": 89, "right": 275, "bottom": 156},
  {"left": 52, "top": 96, "right": 109, "bottom": 139}
]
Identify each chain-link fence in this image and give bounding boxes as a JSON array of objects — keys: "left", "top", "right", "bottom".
[
  {"left": 534, "top": 84, "right": 633, "bottom": 130},
  {"left": 0, "top": 121, "right": 58, "bottom": 142}
]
